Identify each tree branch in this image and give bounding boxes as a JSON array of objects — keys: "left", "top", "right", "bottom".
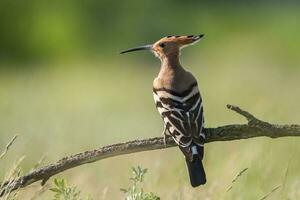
[{"left": 1, "top": 105, "right": 299, "bottom": 196}]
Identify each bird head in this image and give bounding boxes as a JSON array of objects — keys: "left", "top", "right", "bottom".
[{"left": 120, "top": 34, "right": 204, "bottom": 60}]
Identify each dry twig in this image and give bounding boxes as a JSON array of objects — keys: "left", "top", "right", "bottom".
[
  {"left": 226, "top": 167, "right": 248, "bottom": 192},
  {"left": 0, "top": 135, "right": 18, "bottom": 160}
]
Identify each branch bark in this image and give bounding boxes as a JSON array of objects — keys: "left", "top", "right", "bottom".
[{"left": 1, "top": 105, "right": 299, "bottom": 196}]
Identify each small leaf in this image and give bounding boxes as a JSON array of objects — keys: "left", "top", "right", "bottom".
[
  {"left": 50, "top": 188, "right": 61, "bottom": 193},
  {"left": 120, "top": 188, "right": 128, "bottom": 193}
]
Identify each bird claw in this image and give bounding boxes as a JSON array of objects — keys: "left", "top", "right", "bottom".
[{"left": 162, "top": 126, "right": 167, "bottom": 148}]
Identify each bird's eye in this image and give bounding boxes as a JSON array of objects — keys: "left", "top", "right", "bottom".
[{"left": 159, "top": 43, "right": 165, "bottom": 48}]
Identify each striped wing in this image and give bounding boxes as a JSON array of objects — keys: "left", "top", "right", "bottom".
[{"left": 153, "top": 83, "right": 205, "bottom": 147}]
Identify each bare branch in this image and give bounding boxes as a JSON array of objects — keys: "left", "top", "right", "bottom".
[
  {"left": 227, "top": 104, "right": 258, "bottom": 122},
  {"left": 1, "top": 105, "right": 300, "bottom": 196}
]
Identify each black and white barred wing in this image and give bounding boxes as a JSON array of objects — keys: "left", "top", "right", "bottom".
[{"left": 153, "top": 84, "right": 205, "bottom": 147}]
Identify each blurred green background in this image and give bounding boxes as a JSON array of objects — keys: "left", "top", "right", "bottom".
[{"left": 0, "top": 0, "right": 300, "bottom": 199}]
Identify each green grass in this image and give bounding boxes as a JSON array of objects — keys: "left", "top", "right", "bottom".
[{"left": 0, "top": 58, "right": 299, "bottom": 199}]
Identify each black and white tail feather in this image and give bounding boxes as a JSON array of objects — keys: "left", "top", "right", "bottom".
[{"left": 153, "top": 82, "right": 206, "bottom": 187}]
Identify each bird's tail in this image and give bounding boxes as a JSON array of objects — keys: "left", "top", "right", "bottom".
[{"left": 180, "top": 144, "right": 206, "bottom": 187}]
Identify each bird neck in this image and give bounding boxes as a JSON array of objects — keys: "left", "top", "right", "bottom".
[
  {"left": 159, "top": 54, "right": 183, "bottom": 73},
  {"left": 158, "top": 55, "right": 184, "bottom": 79}
]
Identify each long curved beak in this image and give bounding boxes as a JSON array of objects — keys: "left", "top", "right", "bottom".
[{"left": 120, "top": 44, "right": 152, "bottom": 54}]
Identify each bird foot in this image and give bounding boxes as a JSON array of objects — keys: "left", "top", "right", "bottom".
[
  {"left": 162, "top": 126, "right": 167, "bottom": 148},
  {"left": 163, "top": 134, "right": 167, "bottom": 148}
]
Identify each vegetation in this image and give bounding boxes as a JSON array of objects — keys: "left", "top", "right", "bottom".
[
  {"left": 0, "top": 164, "right": 159, "bottom": 200},
  {"left": 50, "top": 178, "right": 92, "bottom": 200},
  {"left": 121, "top": 166, "right": 160, "bottom": 200},
  {"left": 49, "top": 167, "right": 160, "bottom": 200}
]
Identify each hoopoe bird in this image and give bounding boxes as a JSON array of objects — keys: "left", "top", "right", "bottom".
[{"left": 121, "top": 35, "right": 206, "bottom": 187}]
